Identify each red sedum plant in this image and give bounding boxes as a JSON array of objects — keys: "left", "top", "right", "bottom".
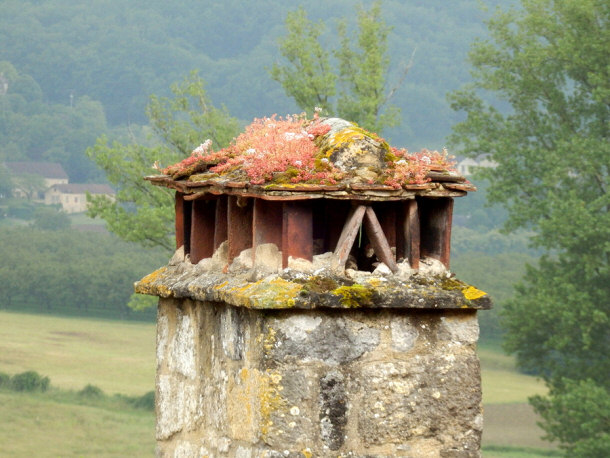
[{"left": 160, "top": 114, "right": 456, "bottom": 188}]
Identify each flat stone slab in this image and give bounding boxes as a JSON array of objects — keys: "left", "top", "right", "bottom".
[{"left": 135, "top": 262, "right": 492, "bottom": 310}]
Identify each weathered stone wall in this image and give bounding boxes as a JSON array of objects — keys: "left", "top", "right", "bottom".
[{"left": 156, "top": 298, "right": 483, "bottom": 457}]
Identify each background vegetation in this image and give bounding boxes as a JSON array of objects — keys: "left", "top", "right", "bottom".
[{"left": 2, "top": 0, "right": 606, "bottom": 455}]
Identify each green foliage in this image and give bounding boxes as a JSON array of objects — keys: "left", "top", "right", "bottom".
[
  {"left": 450, "top": 0, "right": 609, "bottom": 450},
  {"left": 530, "top": 379, "right": 610, "bottom": 457},
  {"left": 269, "top": 8, "right": 336, "bottom": 114},
  {"left": 78, "top": 384, "right": 104, "bottom": 399},
  {"left": 31, "top": 206, "right": 71, "bottom": 231},
  {"left": 0, "top": 227, "right": 165, "bottom": 319},
  {"left": 0, "top": 62, "right": 107, "bottom": 182},
  {"left": 271, "top": 2, "right": 400, "bottom": 134},
  {"left": 6, "top": 200, "right": 36, "bottom": 219},
  {"left": 87, "top": 72, "right": 240, "bottom": 251},
  {"left": 335, "top": 2, "right": 400, "bottom": 133},
  {"left": 10, "top": 370, "right": 50, "bottom": 392},
  {"left": 451, "top": 251, "right": 537, "bottom": 341},
  {"left": 0, "top": 164, "right": 12, "bottom": 199},
  {"left": 126, "top": 391, "right": 155, "bottom": 411},
  {"left": 0, "top": 372, "right": 10, "bottom": 388}
]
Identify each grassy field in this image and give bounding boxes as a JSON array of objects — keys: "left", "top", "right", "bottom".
[
  {"left": 0, "top": 311, "right": 155, "bottom": 396},
  {"left": 0, "top": 391, "right": 155, "bottom": 457},
  {"left": 0, "top": 310, "right": 560, "bottom": 456}
]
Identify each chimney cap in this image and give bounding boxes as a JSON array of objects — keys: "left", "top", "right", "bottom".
[{"left": 146, "top": 115, "right": 475, "bottom": 201}]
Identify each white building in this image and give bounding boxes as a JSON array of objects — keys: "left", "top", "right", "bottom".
[
  {"left": 455, "top": 155, "right": 498, "bottom": 177},
  {"left": 45, "top": 183, "right": 115, "bottom": 214}
]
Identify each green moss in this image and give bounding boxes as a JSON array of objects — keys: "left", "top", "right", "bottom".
[
  {"left": 385, "top": 151, "right": 399, "bottom": 162},
  {"left": 331, "top": 284, "right": 374, "bottom": 308},
  {"left": 300, "top": 275, "right": 340, "bottom": 294},
  {"left": 439, "top": 277, "right": 466, "bottom": 291}
]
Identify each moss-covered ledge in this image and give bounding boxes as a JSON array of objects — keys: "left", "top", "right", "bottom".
[{"left": 135, "top": 260, "right": 491, "bottom": 310}]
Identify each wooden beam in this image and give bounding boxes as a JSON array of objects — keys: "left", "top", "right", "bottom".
[
  {"left": 282, "top": 201, "right": 313, "bottom": 268},
  {"left": 183, "top": 199, "right": 192, "bottom": 257},
  {"left": 440, "top": 198, "right": 454, "bottom": 269},
  {"left": 397, "top": 199, "right": 420, "bottom": 270},
  {"left": 190, "top": 199, "right": 216, "bottom": 264},
  {"left": 214, "top": 196, "right": 228, "bottom": 251},
  {"left": 363, "top": 206, "right": 398, "bottom": 273},
  {"left": 375, "top": 203, "right": 397, "bottom": 251},
  {"left": 418, "top": 197, "right": 453, "bottom": 268},
  {"left": 253, "top": 199, "right": 283, "bottom": 248},
  {"left": 227, "top": 196, "right": 253, "bottom": 264},
  {"left": 333, "top": 205, "right": 367, "bottom": 270},
  {"left": 175, "top": 192, "right": 185, "bottom": 250}
]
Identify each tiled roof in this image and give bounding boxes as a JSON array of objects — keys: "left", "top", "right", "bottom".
[
  {"left": 5, "top": 161, "right": 68, "bottom": 180},
  {"left": 50, "top": 184, "right": 114, "bottom": 195},
  {"left": 146, "top": 116, "right": 475, "bottom": 200}
]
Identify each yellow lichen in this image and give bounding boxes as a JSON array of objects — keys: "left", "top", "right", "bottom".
[
  {"left": 462, "top": 286, "right": 487, "bottom": 300},
  {"left": 134, "top": 267, "right": 173, "bottom": 297},
  {"left": 214, "top": 281, "right": 229, "bottom": 290},
  {"left": 331, "top": 284, "right": 374, "bottom": 308},
  {"left": 248, "top": 277, "right": 302, "bottom": 309},
  {"left": 263, "top": 327, "right": 276, "bottom": 353},
  {"left": 259, "top": 369, "right": 286, "bottom": 438}
]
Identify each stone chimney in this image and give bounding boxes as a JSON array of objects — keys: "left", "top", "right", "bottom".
[{"left": 136, "top": 116, "right": 491, "bottom": 457}]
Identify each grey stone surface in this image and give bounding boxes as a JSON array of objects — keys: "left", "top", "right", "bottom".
[
  {"left": 269, "top": 315, "right": 380, "bottom": 365},
  {"left": 155, "top": 300, "right": 483, "bottom": 457},
  {"left": 390, "top": 315, "right": 419, "bottom": 352}
]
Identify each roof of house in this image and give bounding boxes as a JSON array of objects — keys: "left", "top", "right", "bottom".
[
  {"left": 146, "top": 115, "right": 475, "bottom": 201},
  {"left": 5, "top": 161, "right": 69, "bottom": 180},
  {"left": 49, "top": 184, "right": 114, "bottom": 195}
]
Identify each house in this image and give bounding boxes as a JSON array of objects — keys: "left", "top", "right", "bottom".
[
  {"left": 4, "top": 161, "right": 69, "bottom": 200},
  {"left": 456, "top": 155, "right": 498, "bottom": 177},
  {"left": 45, "top": 183, "right": 115, "bottom": 214}
]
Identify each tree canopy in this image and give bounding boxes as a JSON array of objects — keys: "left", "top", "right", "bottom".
[
  {"left": 87, "top": 72, "right": 240, "bottom": 251},
  {"left": 271, "top": 2, "right": 401, "bottom": 134},
  {"left": 450, "top": 0, "right": 609, "bottom": 454}
]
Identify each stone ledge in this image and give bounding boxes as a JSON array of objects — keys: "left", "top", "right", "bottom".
[{"left": 135, "top": 262, "right": 492, "bottom": 311}]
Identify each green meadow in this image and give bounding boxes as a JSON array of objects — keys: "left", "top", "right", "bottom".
[{"left": 0, "top": 310, "right": 560, "bottom": 456}]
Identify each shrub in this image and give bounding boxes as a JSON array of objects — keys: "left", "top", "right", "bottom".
[
  {"left": 0, "top": 372, "right": 10, "bottom": 388},
  {"left": 118, "top": 391, "right": 155, "bottom": 411},
  {"left": 10, "top": 371, "right": 50, "bottom": 392},
  {"left": 78, "top": 384, "right": 105, "bottom": 399}
]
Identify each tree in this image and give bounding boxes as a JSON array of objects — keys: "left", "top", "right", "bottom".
[
  {"left": 270, "top": 2, "right": 406, "bottom": 134},
  {"left": 87, "top": 72, "right": 240, "bottom": 251},
  {"left": 449, "top": 0, "right": 609, "bottom": 454}
]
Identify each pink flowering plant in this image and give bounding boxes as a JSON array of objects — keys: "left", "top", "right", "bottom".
[
  {"left": 382, "top": 147, "right": 456, "bottom": 189},
  {"left": 161, "top": 114, "right": 456, "bottom": 188},
  {"left": 163, "top": 113, "right": 341, "bottom": 185}
]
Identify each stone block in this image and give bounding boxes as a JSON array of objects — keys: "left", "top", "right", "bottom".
[{"left": 155, "top": 300, "right": 483, "bottom": 457}]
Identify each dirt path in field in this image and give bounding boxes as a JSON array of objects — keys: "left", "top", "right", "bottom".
[{"left": 483, "top": 403, "right": 558, "bottom": 450}]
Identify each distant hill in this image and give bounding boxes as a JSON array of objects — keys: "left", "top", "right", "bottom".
[{"left": 1, "top": 0, "right": 505, "bottom": 151}]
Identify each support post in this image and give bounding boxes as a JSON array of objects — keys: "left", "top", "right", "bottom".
[
  {"left": 190, "top": 199, "right": 216, "bottom": 264},
  {"left": 397, "top": 199, "right": 420, "bottom": 270},
  {"left": 175, "top": 193, "right": 185, "bottom": 250},
  {"left": 253, "top": 199, "right": 283, "bottom": 260},
  {"left": 214, "top": 196, "right": 228, "bottom": 251},
  {"left": 282, "top": 201, "right": 313, "bottom": 268},
  {"left": 227, "top": 196, "right": 253, "bottom": 264},
  {"left": 418, "top": 197, "right": 453, "bottom": 269}
]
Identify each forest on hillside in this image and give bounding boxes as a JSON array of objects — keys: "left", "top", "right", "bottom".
[
  {"left": 0, "top": 0, "right": 528, "bottom": 332},
  {"left": 1, "top": 0, "right": 506, "bottom": 183}
]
